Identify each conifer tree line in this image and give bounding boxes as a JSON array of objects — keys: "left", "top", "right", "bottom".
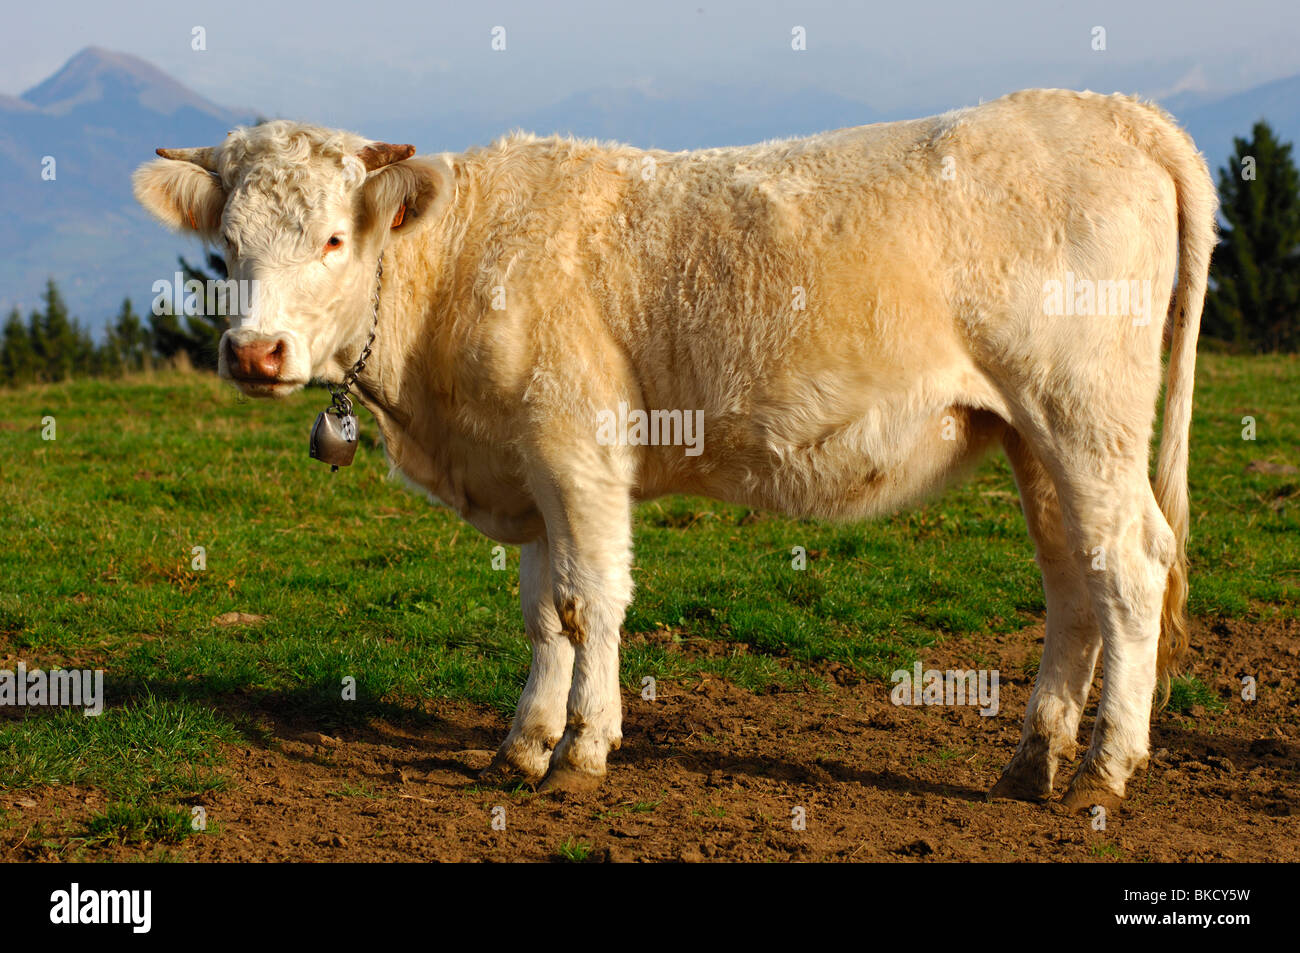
[
  {"left": 2, "top": 253, "right": 230, "bottom": 386},
  {"left": 2, "top": 120, "right": 1299, "bottom": 388}
]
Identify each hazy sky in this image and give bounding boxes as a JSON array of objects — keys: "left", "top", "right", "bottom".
[{"left": 6, "top": 0, "right": 1300, "bottom": 123}]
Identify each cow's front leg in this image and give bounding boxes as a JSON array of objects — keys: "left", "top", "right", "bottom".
[
  {"left": 533, "top": 481, "right": 634, "bottom": 793},
  {"left": 484, "top": 538, "right": 573, "bottom": 782}
]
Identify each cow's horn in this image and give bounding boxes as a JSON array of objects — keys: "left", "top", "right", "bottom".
[
  {"left": 155, "top": 147, "right": 218, "bottom": 171},
  {"left": 356, "top": 142, "right": 415, "bottom": 172}
]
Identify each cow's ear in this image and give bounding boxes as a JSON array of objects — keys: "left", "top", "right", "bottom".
[
  {"left": 362, "top": 154, "right": 456, "bottom": 234},
  {"left": 132, "top": 159, "right": 224, "bottom": 237}
]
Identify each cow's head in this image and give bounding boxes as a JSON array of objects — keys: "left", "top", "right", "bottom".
[{"left": 133, "top": 121, "right": 455, "bottom": 397}]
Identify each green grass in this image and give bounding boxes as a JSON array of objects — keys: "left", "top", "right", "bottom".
[
  {"left": 555, "top": 836, "right": 594, "bottom": 862},
  {"left": 1089, "top": 841, "right": 1125, "bottom": 860},
  {"left": 0, "top": 691, "right": 234, "bottom": 853},
  {"left": 1166, "top": 675, "right": 1229, "bottom": 715},
  {"left": 0, "top": 693, "right": 237, "bottom": 799},
  {"left": 77, "top": 802, "right": 196, "bottom": 848},
  {"left": 0, "top": 354, "right": 1296, "bottom": 842}
]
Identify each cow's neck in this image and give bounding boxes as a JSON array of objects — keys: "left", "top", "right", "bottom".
[
  {"left": 349, "top": 251, "right": 418, "bottom": 432},
  {"left": 347, "top": 220, "right": 466, "bottom": 498},
  {"left": 348, "top": 232, "right": 434, "bottom": 421}
]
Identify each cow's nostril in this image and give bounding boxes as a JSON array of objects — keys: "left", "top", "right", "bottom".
[
  {"left": 257, "top": 341, "right": 284, "bottom": 377},
  {"left": 229, "top": 337, "right": 286, "bottom": 381}
]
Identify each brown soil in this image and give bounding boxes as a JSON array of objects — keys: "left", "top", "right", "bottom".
[{"left": 3, "top": 616, "right": 1297, "bottom": 862}]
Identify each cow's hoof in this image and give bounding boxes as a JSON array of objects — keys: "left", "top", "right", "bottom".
[
  {"left": 481, "top": 736, "right": 554, "bottom": 785},
  {"left": 538, "top": 764, "right": 605, "bottom": 794},
  {"left": 988, "top": 740, "right": 1055, "bottom": 802},
  {"left": 988, "top": 767, "right": 1051, "bottom": 803},
  {"left": 479, "top": 758, "right": 539, "bottom": 786},
  {"left": 1060, "top": 767, "right": 1124, "bottom": 814}
]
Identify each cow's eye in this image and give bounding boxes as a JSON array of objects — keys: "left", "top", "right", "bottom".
[{"left": 325, "top": 235, "right": 344, "bottom": 252}]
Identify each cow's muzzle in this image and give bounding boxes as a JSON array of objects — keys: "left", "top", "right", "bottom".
[{"left": 224, "top": 335, "right": 286, "bottom": 382}]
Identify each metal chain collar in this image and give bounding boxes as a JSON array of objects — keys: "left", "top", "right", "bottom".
[{"left": 327, "top": 256, "right": 382, "bottom": 417}]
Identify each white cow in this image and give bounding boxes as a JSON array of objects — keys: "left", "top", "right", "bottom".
[{"left": 133, "top": 88, "right": 1216, "bottom": 809}]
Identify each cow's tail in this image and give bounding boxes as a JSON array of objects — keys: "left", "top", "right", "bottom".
[{"left": 1138, "top": 100, "right": 1219, "bottom": 698}]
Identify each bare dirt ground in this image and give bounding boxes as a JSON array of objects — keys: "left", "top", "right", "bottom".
[{"left": 4, "top": 616, "right": 1297, "bottom": 862}]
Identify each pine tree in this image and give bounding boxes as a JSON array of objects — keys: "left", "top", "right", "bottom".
[
  {"left": 147, "top": 253, "right": 230, "bottom": 369},
  {"left": 1205, "top": 121, "right": 1300, "bottom": 352},
  {"left": 178, "top": 252, "right": 232, "bottom": 370},
  {"left": 1, "top": 308, "right": 39, "bottom": 385},
  {"left": 148, "top": 300, "right": 191, "bottom": 362},
  {"left": 109, "top": 297, "right": 148, "bottom": 373},
  {"left": 99, "top": 324, "right": 123, "bottom": 375},
  {"left": 35, "top": 278, "right": 79, "bottom": 381},
  {"left": 71, "top": 318, "right": 96, "bottom": 377}
]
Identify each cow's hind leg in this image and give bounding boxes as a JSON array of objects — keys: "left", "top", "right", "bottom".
[
  {"left": 1058, "top": 474, "right": 1174, "bottom": 812},
  {"left": 1021, "top": 424, "right": 1175, "bottom": 812},
  {"left": 483, "top": 539, "right": 574, "bottom": 782},
  {"left": 990, "top": 430, "right": 1101, "bottom": 801}
]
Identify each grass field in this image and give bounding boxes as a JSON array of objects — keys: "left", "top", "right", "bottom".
[{"left": 0, "top": 352, "right": 1296, "bottom": 855}]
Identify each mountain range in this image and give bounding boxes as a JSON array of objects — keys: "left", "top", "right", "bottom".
[{"left": 3, "top": 47, "right": 1298, "bottom": 332}]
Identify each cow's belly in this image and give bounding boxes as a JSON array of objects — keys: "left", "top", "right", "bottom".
[
  {"left": 637, "top": 373, "right": 1008, "bottom": 521},
  {"left": 732, "top": 406, "right": 1004, "bottom": 520}
]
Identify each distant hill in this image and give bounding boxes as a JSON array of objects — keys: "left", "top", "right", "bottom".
[
  {"left": 20, "top": 46, "right": 240, "bottom": 119},
  {"left": 2, "top": 47, "right": 1297, "bottom": 332},
  {"left": 0, "top": 48, "right": 254, "bottom": 329},
  {"left": 1171, "top": 73, "right": 1300, "bottom": 173}
]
